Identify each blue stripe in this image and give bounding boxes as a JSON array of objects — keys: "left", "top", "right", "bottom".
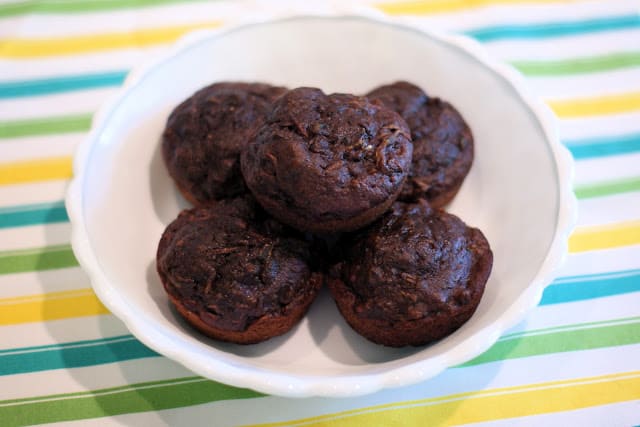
[
  {"left": 0, "top": 70, "right": 127, "bottom": 99},
  {"left": 541, "top": 268, "right": 640, "bottom": 305},
  {"left": 466, "top": 14, "right": 640, "bottom": 42},
  {"left": 565, "top": 132, "right": 640, "bottom": 160},
  {"left": 0, "top": 201, "right": 68, "bottom": 229},
  {"left": 0, "top": 335, "right": 158, "bottom": 376}
]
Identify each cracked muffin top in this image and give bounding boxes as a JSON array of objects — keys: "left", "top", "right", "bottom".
[{"left": 241, "top": 87, "right": 413, "bottom": 233}]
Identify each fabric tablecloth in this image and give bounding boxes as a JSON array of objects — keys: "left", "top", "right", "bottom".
[{"left": 1, "top": 0, "right": 639, "bottom": 425}]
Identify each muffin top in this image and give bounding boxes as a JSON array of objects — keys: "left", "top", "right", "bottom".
[
  {"left": 241, "top": 87, "right": 413, "bottom": 233},
  {"left": 162, "top": 82, "right": 287, "bottom": 204},
  {"left": 333, "top": 200, "right": 492, "bottom": 323},
  {"left": 156, "top": 197, "right": 320, "bottom": 333},
  {"left": 367, "top": 81, "right": 473, "bottom": 206}
]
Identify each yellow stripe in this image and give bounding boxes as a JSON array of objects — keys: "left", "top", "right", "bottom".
[
  {"left": 0, "top": 157, "right": 72, "bottom": 186},
  {"left": 376, "top": 0, "right": 579, "bottom": 15},
  {"left": 569, "top": 220, "right": 640, "bottom": 252},
  {"left": 0, "top": 289, "right": 109, "bottom": 325},
  {"left": 0, "top": 21, "right": 221, "bottom": 58},
  {"left": 247, "top": 371, "right": 640, "bottom": 427},
  {"left": 548, "top": 92, "right": 640, "bottom": 118}
]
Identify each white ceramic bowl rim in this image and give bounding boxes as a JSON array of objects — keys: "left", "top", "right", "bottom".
[{"left": 66, "top": 13, "right": 577, "bottom": 397}]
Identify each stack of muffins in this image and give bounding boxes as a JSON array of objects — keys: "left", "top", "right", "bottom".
[{"left": 156, "top": 81, "right": 493, "bottom": 347}]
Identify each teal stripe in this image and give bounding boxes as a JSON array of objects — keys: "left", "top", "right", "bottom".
[
  {"left": 0, "top": 71, "right": 127, "bottom": 99},
  {"left": 0, "top": 244, "right": 78, "bottom": 275},
  {"left": 541, "top": 268, "right": 640, "bottom": 305},
  {"left": 565, "top": 132, "right": 640, "bottom": 160},
  {"left": 466, "top": 14, "right": 640, "bottom": 42},
  {"left": 0, "top": 201, "right": 68, "bottom": 229},
  {"left": 0, "top": 335, "right": 158, "bottom": 376}
]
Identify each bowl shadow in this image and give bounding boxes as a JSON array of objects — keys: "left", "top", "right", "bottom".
[{"left": 305, "top": 287, "right": 423, "bottom": 365}]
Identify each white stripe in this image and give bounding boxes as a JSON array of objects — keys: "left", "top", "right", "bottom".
[
  {"left": 558, "top": 111, "right": 640, "bottom": 141},
  {"left": 545, "top": 86, "right": 640, "bottom": 105},
  {"left": 0, "top": 182, "right": 69, "bottom": 209},
  {"left": 0, "top": 2, "right": 233, "bottom": 38},
  {"left": 576, "top": 192, "right": 640, "bottom": 228},
  {"left": 0, "top": 87, "right": 115, "bottom": 121},
  {"left": 0, "top": 268, "right": 91, "bottom": 300},
  {"left": 0, "top": 377, "right": 205, "bottom": 408},
  {"left": 574, "top": 152, "right": 640, "bottom": 187},
  {"left": 558, "top": 244, "right": 640, "bottom": 278},
  {"left": 0, "top": 313, "right": 129, "bottom": 353},
  {"left": 0, "top": 133, "right": 83, "bottom": 164},
  {"left": 0, "top": 356, "right": 195, "bottom": 401},
  {"left": 529, "top": 68, "right": 640, "bottom": 100},
  {"left": 0, "top": 47, "right": 166, "bottom": 80},
  {"left": 0, "top": 222, "right": 71, "bottom": 252}
]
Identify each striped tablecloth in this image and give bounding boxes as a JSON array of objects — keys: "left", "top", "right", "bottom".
[{"left": 1, "top": 0, "right": 639, "bottom": 425}]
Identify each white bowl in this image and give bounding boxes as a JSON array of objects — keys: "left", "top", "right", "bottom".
[{"left": 66, "top": 15, "right": 577, "bottom": 398}]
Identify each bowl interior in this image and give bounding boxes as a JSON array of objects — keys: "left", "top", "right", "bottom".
[{"left": 82, "top": 17, "right": 558, "bottom": 379}]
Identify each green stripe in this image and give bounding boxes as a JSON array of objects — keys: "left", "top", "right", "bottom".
[
  {"left": 0, "top": 335, "right": 158, "bottom": 376},
  {"left": 0, "top": 201, "right": 68, "bottom": 228},
  {"left": 512, "top": 51, "right": 640, "bottom": 76},
  {"left": 0, "top": 0, "right": 210, "bottom": 18},
  {"left": 0, "top": 376, "right": 262, "bottom": 427},
  {"left": 0, "top": 71, "right": 127, "bottom": 99},
  {"left": 0, "top": 114, "right": 92, "bottom": 139},
  {"left": 466, "top": 14, "right": 640, "bottom": 42},
  {"left": 574, "top": 176, "right": 640, "bottom": 199},
  {"left": 565, "top": 132, "right": 640, "bottom": 160},
  {"left": 459, "top": 319, "right": 640, "bottom": 367},
  {"left": 498, "top": 316, "right": 640, "bottom": 341},
  {"left": 0, "top": 244, "right": 78, "bottom": 275}
]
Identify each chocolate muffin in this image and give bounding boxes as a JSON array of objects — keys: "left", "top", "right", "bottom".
[
  {"left": 162, "top": 82, "right": 287, "bottom": 205},
  {"left": 156, "top": 197, "right": 322, "bottom": 344},
  {"left": 367, "top": 81, "right": 473, "bottom": 207},
  {"left": 328, "top": 200, "right": 492, "bottom": 347},
  {"left": 241, "top": 87, "right": 413, "bottom": 234}
]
